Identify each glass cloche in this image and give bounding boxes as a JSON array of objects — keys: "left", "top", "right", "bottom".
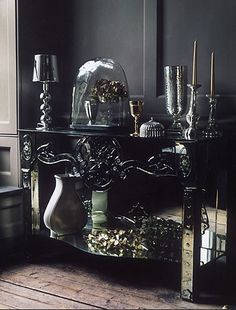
[
  {"left": 140, "top": 118, "right": 165, "bottom": 138},
  {"left": 70, "top": 58, "right": 129, "bottom": 130}
]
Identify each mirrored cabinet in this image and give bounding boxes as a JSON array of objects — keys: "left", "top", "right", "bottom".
[{"left": 19, "top": 128, "right": 228, "bottom": 302}]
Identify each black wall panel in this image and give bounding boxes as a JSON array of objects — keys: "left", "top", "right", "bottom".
[{"left": 18, "top": 0, "right": 236, "bottom": 130}]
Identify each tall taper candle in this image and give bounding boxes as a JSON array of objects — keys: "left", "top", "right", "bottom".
[
  {"left": 210, "top": 52, "right": 215, "bottom": 97},
  {"left": 192, "top": 40, "right": 197, "bottom": 85}
]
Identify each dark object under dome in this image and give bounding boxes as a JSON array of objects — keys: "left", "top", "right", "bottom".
[{"left": 70, "top": 58, "right": 129, "bottom": 130}]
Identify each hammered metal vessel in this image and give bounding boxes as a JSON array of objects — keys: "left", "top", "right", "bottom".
[{"left": 164, "top": 65, "right": 187, "bottom": 135}]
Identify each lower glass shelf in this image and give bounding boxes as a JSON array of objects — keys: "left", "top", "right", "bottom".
[
  {"left": 48, "top": 212, "right": 226, "bottom": 266},
  {"left": 53, "top": 215, "right": 183, "bottom": 263}
]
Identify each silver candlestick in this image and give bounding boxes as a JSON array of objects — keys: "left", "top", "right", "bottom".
[
  {"left": 202, "top": 94, "right": 221, "bottom": 138},
  {"left": 184, "top": 83, "right": 201, "bottom": 140}
]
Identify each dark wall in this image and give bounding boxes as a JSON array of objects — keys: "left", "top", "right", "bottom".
[
  {"left": 17, "top": 0, "right": 73, "bottom": 127},
  {"left": 18, "top": 0, "right": 236, "bottom": 129},
  {"left": 162, "top": 0, "right": 236, "bottom": 95},
  {"left": 160, "top": 0, "right": 236, "bottom": 128},
  {"left": 18, "top": 0, "right": 159, "bottom": 128},
  {"left": 69, "top": 0, "right": 144, "bottom": 95}
]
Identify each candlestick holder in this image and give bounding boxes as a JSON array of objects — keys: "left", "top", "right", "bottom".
[
  {"left": 202, "top": 94, "right": 221, "bottom": 138},
  {"left": 184, "top": 83, "right": 201, "bottom": 140}
]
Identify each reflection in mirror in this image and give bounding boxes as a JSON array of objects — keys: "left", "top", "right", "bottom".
[{"left": 201, "top": 190, "right": 227, "bottom": 266}]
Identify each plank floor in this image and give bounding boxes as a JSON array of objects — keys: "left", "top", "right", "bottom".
[{"left": 0, "top": 237, "right": 227, "bottom": 309}]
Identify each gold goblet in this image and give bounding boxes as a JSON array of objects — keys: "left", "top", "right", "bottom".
[{"left": 129, "top": 100, "right": 143, "bottom": 137}]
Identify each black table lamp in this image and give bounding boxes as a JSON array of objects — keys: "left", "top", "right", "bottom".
[{"left": 33, "top": 54, "right": 59, "bottom": 130}]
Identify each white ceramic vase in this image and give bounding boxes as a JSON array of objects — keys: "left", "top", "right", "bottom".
[{"left": 43, "top": 174, "right": 87, "bottom": 236}]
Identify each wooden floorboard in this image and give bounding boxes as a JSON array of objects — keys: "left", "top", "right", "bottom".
[
  {"left": 0, "top": 280, "right": 98, "bottom": 309},
  {"left": 0, "top": 239, "right": 226, "bottom": 309}
]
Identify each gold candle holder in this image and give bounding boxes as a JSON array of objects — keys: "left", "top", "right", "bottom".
[{"left": 129, "top": 100, "right": 143, "bottom": 137}]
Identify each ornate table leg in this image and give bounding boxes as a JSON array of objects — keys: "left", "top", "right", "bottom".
[
  {"left": 181, "top": 187, "right": 201, "bottom": 302},
  {"left": 21, "top": 133, "right": 39, "bottom": 259},
  {"left": 23, "top": 167, "right": 40, "bottom": 236},
  {"left": 31, "top": 164, "right": 40, "bottom": 234}
]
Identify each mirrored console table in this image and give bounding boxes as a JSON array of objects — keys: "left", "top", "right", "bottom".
[{"left": 19, "top": 128, "right": 228, "bottom": 302}]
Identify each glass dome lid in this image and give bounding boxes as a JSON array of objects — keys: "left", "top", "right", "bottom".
[
  {"left": 70, "top": 58, "right": 129, "bottom": 130},
  {"left": 140, "top": 117, "right": 165, "bottom": 138}
]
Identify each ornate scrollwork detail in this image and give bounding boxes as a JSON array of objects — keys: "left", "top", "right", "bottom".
[
  {"left": 183, "top": 189, "right": 194, "bottom": 230},
  {"left": 37, "top": 142, "right": 56, "bottom": 160},
  {"left": 119, "top": 154, "right": 175, "bottom": 180},
  {"left": 21, "top": 135, "right": 36, "bottom": 188},
  {"left": 178, "top": 154, "right": 191, "bottom": 177},
  {"left": 22, "top": 168, "right": 31, "bottom": 188},
  {"left": 201, "top": 205, "right": 209, "bottom": 235},
  {"left": 148, "top": 153, "right": 175, "bottom": 175},
  {"left": 176, "top": 143, "right": 192, "bottom": 178},
  {"left": 201, "top": 190, "right": 210, "bottom": 235},
  {"left": 181, "top": 289, "right": 193, "bottom": 302},
  {"left": 22, "top": 134, "right": 33, "bottom": 162},
  {"left": 74, "top": 137, "right": 176, "bottom": 191},
  {"left": 74, "top": 136, "right": 122, "bottom": 191},
  {"left": 37, "top": 142, "right": 79, "bottom": 175},
  {"left": 35, "top": 137, "right": 179, "bottom": 191}
]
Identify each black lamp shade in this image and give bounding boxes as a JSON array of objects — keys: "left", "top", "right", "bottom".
[{"left": 33, "top": 54, "right": 59, "bottom": 82}]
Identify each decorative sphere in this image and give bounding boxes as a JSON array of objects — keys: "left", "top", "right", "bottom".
[{"left": 40, "top": 92, "right": 52, "bottom": 101}]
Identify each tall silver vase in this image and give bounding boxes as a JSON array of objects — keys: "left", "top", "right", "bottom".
[{"left": 164, "top": 65, "right": 187, "bottom": 136}]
